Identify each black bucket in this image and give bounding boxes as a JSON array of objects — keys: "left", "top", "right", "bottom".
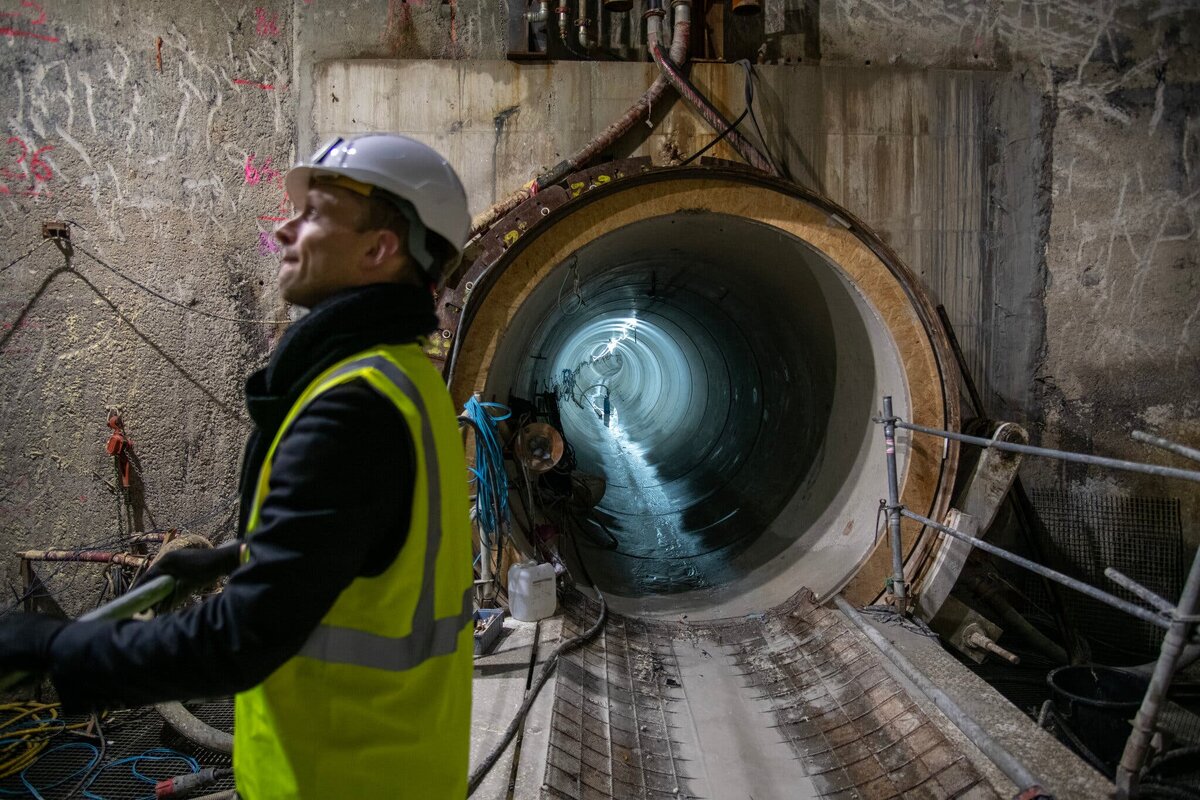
[{"left": 1048, "top": 665, "right": 1148, "bottom": 770}]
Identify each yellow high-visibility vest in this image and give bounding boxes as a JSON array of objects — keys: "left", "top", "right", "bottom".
[{"left": 233, "top": 343, "right": 474, "bottom": 799}]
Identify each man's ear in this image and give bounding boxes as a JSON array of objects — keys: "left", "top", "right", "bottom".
[{"left": 363, "top": 229, "right": 403, "bottom": 273}]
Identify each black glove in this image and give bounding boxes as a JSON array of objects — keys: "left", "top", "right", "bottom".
[
  {"left": 137, "top": 543, "right": 242, "bottom": 608},
  {"left": 0, "top": 612, "right": 66, "bottom": 675}
]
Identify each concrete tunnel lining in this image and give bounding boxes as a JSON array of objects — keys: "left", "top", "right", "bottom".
[{"left": 450, "top": 171, "right": 958, "bottom": 619}]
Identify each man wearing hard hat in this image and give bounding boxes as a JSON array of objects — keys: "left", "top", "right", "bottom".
[{"left": 0, "top": 135, "right": 476, "bottom": 798}]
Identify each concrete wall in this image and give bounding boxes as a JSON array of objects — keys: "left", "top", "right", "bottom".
[
  {"left": 0, "top": 1, "right": 293, "bottom": 612},
  {"left": 0, "top": 0, "right": 1196, "bottom": 613}
]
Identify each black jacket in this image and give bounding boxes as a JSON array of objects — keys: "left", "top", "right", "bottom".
[{"left": 49, "top": 283, "right": 437, "bottom": 710}]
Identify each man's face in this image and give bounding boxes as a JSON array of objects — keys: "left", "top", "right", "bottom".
[{"left": 274, "top": 185, "right": 375, "bottom": 308}]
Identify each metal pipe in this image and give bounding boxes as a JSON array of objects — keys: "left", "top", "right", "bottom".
[
  {"left": 882, "top": 396, "right": 907, "bottom": 608},
  {"left": 1116, "top": 545, "right": 1200, "bottom": 797},
  {"left": 576, "top": 0, "right": 593, "bottom": 48},
  {"left": 468, "top": 0, "right": 692, "bottom": 239},
  {"left": 1132, "top": 430, "right": 1200, "bottom": 464},
  {"left": 77, "top": 574, "right": 174, "bottom": 622},
  {"left": 556, "top": 3, "right": 570, "bottom": 41},
  {"left": 889, "top": 419, "right": 1200, "bottom": 484},
  {"left": 526, "top": 0, "right": 551, "bottom": 23},
  {"left": 18, "top": 550, "right": 147, "bottom": 567},
  {"left": 646, "top": 6, "right": 779, "bottom": 177},
  {"left": 900, "top": 507, "right": 1173, "bottom": 630},
  {"left": 834, "top": 596, "right": 1049, "bottom": 797},
  {"left": 962, "top": 573, "right": 1069, "bottom": 664},
  {"left": 1105, "top": 567, "right": 1175, "bottom": 615}
]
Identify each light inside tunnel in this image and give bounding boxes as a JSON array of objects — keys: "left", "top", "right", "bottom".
[{"left": 481, "top": 208, "right": 916, "bottom": 617}]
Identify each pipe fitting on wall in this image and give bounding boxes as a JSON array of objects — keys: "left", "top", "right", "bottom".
[
  {"left": 526, "top": 0, "right": 551, "bottom": 23},
  {"left": 577, "top": 17, "right": 594, "bottom": 49}
]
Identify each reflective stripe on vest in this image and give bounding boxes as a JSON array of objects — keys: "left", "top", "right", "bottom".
[{"left": 250, "top": 353, "right": 471, "bottom": 672}]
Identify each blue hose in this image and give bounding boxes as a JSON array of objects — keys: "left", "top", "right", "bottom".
[
  {"left": 462, "top": 397, "right": 511, "bottom": 545},
  {"left": 83, "top": 748, "right": 200, "bottom": 800}
]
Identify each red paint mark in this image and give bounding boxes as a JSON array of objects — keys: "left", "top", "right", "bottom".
[
  {"left": 233, "top": 78, "right": 276, "bottom": 91},
  {"left": 244, "top": 152, "right": 291, "bottom": 224},
  {"left": 258, "top": 230, "right": 281, "bottom": 256},
  {"left": 255, "top": 7, "right": 280, "bottom": 36},
  {"left": 0, "top": 25, "right": 56, "bottom": 41},
  {"left": 0, "top": 136, "right": 54, "bottom": 198},
  {"left": 243, "top": 153, "right": 281, "bottom": 186},
  {"left": 22, "top": 1, "right": 46, "bottom": 25}
]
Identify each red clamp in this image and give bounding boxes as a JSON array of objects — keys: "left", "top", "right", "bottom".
[
  {"left": 106, "top": 413, "right": 132, "bottom": 488},
  {"left": 1015, "top": 786, "right": 1053, "bottom": 800}
]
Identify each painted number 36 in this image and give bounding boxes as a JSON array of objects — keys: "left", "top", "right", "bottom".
[{"left": 0, "top": 136, "right": 54, "bottom": 196}]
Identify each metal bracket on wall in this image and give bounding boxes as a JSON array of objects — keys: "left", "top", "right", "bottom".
[{"left": 41, "top": 220, "right": 69, "bottom": 241}]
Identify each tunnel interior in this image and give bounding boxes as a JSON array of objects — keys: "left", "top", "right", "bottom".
[{"left": 482, "top": 209, "right": 917, "bottom": 617}]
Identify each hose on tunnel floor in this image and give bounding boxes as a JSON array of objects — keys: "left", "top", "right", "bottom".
[
  {"left": 468, "top": 529, "right": 608, "bottom": 796},
  {"left": 467, "top": 586, "right": 607, "bottom": 796}
]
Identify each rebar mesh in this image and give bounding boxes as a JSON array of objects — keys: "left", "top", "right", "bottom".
[{"left": 1027, "top": 489, "right": 1185, "bottom": 663}]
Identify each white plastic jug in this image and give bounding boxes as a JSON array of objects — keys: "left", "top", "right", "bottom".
[{"left": 508, "top": 560, "right": 557, "bottom": 621}]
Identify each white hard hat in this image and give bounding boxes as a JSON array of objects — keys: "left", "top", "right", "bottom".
[{"left": 285, "top": 134, "right": 471, "bottom": 281}]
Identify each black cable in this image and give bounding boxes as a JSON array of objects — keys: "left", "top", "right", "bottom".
[
  {"left": 0, "top": 237, "right": 53, "bottom": 274},
  {"left": 737, "top": 59, "right": 785, "bottom": 179},
  {"left": 679, "top": 108, "right": 749, "bottom": 167},
  {"left": 69, "top": 238, "right": 287, "bottom": 325}
]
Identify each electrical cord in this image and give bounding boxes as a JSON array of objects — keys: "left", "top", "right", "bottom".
[
  {"left": 62, "top": 714, "right": 105, "bottom": 800},
  {"left": 0, "top": 703, "right": 95, "bottom": 781},
  {"left": 82, "top": 747, "right": 199, "bottom": 800},
  {"left": 0, "top": 742, "right": 101, "bottom": 800}
]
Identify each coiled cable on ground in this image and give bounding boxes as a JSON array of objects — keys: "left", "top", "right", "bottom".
[{"left": 0, "top": 703, "right": 94, "bottom": 781}]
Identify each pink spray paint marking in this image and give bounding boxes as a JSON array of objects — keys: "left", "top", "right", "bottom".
[
  {"left": 244, "top": 153, "right": 291, "bottom": 224},
  {"left": 243, "top": 153, "right": 281, "bottom": 186},
  {"left": 255, "top": 7, "right": 280, "bottom": 37},
  {"left": 258, "top": 230, "right": 281, "bottom": 256}
]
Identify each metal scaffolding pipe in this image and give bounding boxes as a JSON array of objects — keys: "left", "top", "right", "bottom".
[
  {"left": 1116, "top": 545, "right": 1200, "bottom": 796},
  {"left": 1132, "top": 429, "right": 1200, "bottom": 464},
  {"left": 881, "top": 396, "right": 907, "bottom": 607},
  {"left": 899, "top": 507, "right": 1172, "bottom": 630},
  {"left": 889, "top": 419, "right": 1200, "bottom": 484}
]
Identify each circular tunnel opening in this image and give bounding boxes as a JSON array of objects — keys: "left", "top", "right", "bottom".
[{"left": 453, "top": 172, "right": 955, "bottom": 618}]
